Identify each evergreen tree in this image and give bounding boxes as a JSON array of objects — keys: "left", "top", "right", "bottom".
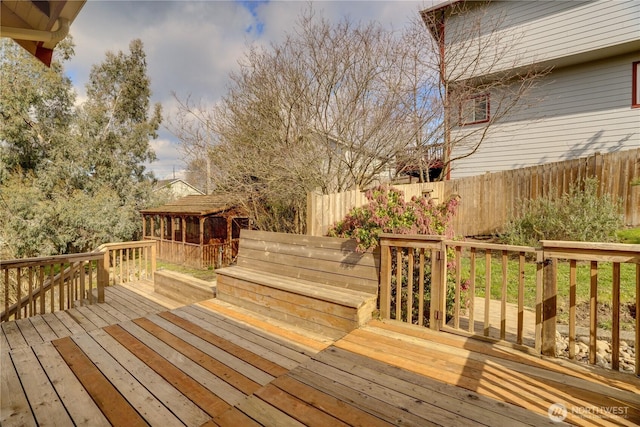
[{"left": 0, "top": 38, "right": 162, "bottom": 257}]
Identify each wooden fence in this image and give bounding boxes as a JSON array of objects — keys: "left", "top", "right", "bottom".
[
  {"left": 307, "top": 149, "right": 640, "bottom": 237},
  {"left": 379, "top": 234, "right": 640, "bottom": 375}
]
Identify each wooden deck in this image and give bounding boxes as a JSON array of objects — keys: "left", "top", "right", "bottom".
[{"left": 2, "top": 294, "right": 639, "bottom": 426}]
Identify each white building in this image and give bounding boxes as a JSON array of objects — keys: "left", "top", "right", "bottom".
[
  {"left": 153, "top": 179, "right": 204, "bottom": 200},
  {"left": 422, "top": 0, "right": 640, "bottom": 179}
]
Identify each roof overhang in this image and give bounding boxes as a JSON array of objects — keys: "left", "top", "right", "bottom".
[
  {"left": 140, "top": 195, "right": 248, "bottom": 217},
  {"left": 1, "top": 0, "right": 86, "bottom": 66}
]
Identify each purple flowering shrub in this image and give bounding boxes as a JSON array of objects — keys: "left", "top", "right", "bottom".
[
  {"left": 328, "top": 185, "right": 459, "bottom": 251},
  {"left": 328, "top": 185, "right": 464, "bottom": 324}
]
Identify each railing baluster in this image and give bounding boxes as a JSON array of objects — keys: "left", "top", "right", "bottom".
[
  {"left": 126, "top": 248, "right": 130, "bottom": 282},
  {"left": 59, "top": 262, "right": 65, "bottom": 311},
  {"left": 535, "top": 250, "right": 543, "bottom": 353},
  {"left": 635, "top": 263, "right": 640, "bottom": 376},
  {"left": 484, "top": 249, "right": 491, "bottom": 337},
  {"left": 3, "top": 269, "right": 9, "bottom": 321},
  {"left": 88, "top": 261, "right": 94, "bottom": 303},
  {"left": 395, "top": 248, "right": 403, "bottom": 321},
  {"left": 16, "top": 267, "right": 22, "bottom": 320},
  {"left": 517, "top": 252, "right": 525, "bottom": 346},
  {"left": 418, "top": 248, "right": 425, "bottom": 327},
  {"left": 119, "top": 249, "right": 124, "bottom": 284},
  {"left": 589, "top": 261, "right": 597, "bottom": 365},
  {"left": 79, "top": 261, "right": 86, "bottom": 306},
  {"left": 500, "top": 250, "right": 507, "bottom": 341},
  {"left": 379, "top": 241, "right": 392, "bottom": 319},
  {"left": 469, "top": 247, "right": 476, "bottom": 334},
  {"left": 406, "top": 248, "right": 414, "bottom": 324},
  {"left": 569, "top": 260, "right": 577, "bottom": 359},
  {"left": 49, "top": 265, "right": 55, "bottom": 313},
  {"left": 28, "top": 267, "right": 34, "bottom": 317},
  {"left": 611, "top": 262, "right": 620, "bottom": 371},
  {"left": 38, "top": 266, "right": 45, "bottom": 315},
  {"left": 453, "top": 246, "right": 460, "bottom": 329}
]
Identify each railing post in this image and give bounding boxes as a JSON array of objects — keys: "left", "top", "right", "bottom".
[
  {"left": 430, "top": 242, "right": 447, "bottom": 331},
  {"left": 97, "top": 251, "right": 109, "bottom": 303},
  {"left": 542, "top": 253, "right": 557, "bottom": 357},
  {"left": 379, "top": 238, "right": 392, "bottom": 319},
  {"left": 150, "top": 242, "right": 157, "bottom": 280}
]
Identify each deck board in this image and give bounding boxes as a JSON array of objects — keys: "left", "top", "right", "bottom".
[
  {"left": 14, "top": 318, "right": 45, "bottom": 347},
  {"left": 2, "top": 292, "right": 638, "bottom": 426},
  {"left": 27, "top": 315, "right": 59, "bottom": 343},
  {"left": 10, "top": 346, "right": 74, "bottom": 425},
  {"left": 31, "top": 343, "right": 110, "bottom": 427},
  {"left": 115, "top": 320, "right": 248, "bottom": 407},
  {"left": 1, "top": 320, "right": 28, "bottom": 349},
  {"left": 89, "top": 328, "right": 211, "bottom": 427},
  {"left": 0, "top": 349, "right": 35, "bottom": 427}
]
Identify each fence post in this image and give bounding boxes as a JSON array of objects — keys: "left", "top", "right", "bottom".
[{"left": 542, "top": 253, "right": 557, "bottom": 357}]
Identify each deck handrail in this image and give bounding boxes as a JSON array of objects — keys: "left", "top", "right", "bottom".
[
  {"left": 1, "top": 240, "right": 157, "bottom": 322},
  {"left": 1, "top": 252, "right": 107, "bottom": 322},
  {"left": 379, "top": 234, "right": 640, "bottom": 376}
]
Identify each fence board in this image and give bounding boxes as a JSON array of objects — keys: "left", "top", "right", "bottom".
[{"left": 308, "top": 149, "right": 640, "bottom": 237}]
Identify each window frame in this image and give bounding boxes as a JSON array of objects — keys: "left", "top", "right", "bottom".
[
  {"left": 458, "top": 93, "right": 490, "bottom": 126},
  {"left": 633, "top": 61, "right": 640, "bottom": 109}
]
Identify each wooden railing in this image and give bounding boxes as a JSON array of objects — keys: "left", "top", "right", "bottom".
[
  {"left": 541, "top": 240, "right": 640, "bottom": 374},
  {"left": 98, "top": 240, "right": 156, "bottom": 285},
  {"left": 1, "top": 252, "right": 107, "bottom": 322},
  {"left": 379, "top": 234, "right": 640, "bottom": 375},
  {"left": 1, "top": 241, "right": 157, "bottom": 322}
]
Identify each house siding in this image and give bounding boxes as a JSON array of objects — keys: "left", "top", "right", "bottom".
[
  {"left": 445, "top": 1, "right": 640, "bottom": 80},
  {"left": 450, "top": 52, "right": 640, "bottom": 178}
]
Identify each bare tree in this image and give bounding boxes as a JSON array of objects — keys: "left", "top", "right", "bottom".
[
  {"left": 174, "top": 7, "right": 443, "bottom": 233},
  {"left": 165, "top": 93, "right": 216, "bottom": 194},
  {"left": 420, "top": 1, "right": 551, "bottom": 179}
]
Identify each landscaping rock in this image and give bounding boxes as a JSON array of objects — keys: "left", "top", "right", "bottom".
[{"left": 555, "top": 333, "right": 636, "bottom": 374}]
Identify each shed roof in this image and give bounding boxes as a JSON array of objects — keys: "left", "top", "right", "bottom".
[{"left": 140, "top": 195, "right": 242, "bottom": 216}]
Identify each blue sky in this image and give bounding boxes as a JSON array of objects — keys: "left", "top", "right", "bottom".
[{"left": 65, "top": 1, "right": 437, "bottom": 180}]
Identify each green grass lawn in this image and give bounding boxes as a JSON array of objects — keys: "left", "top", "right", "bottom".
[
  {"left": 456, "top": 250, "right": 637, "bottom": 329},
  {"left": 458, "top": 254, "right": 637, "bottom": 306},
  {"left": 617, "top": 227, "right": 640, "bottom": 244}
]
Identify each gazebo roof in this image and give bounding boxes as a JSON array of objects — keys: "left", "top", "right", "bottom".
[{"left": 140, "top": 195, "right": 242, "bottom": 216}]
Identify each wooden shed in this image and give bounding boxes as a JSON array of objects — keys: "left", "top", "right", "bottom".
[{"left": 141, "top": 195, "right": 249, "bottom": 269}]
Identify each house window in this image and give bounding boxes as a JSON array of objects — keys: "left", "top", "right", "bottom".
[
  {"left": 633, "top": 61, "right": 640, "bottom": 108},
  {"left": 459, "top": 93, "right": 490, "bottom": 125}
]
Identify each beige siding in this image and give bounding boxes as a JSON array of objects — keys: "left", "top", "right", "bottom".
[{"left": 451, "top": 52, "right": 640, "bottom": 178}]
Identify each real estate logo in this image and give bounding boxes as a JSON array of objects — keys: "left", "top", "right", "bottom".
[{"left": 548, "top": 403, "right": 567, "bottom": 422}]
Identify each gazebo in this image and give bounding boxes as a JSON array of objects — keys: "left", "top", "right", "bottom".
[{"left": 141, "top": 195, "right": 249, "bottom": 269}]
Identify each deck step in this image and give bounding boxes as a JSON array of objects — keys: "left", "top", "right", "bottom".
[
  {"left": 195, "top": 298, "right": 334, "bottom": 354},
  {"left": 154, "top": 270, "right": 216, "bottom": 305},
  {"left": 118, "top": 280, "right": 184, "bottom": 310}
]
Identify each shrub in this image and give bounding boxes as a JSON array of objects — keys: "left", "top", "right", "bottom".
[
  {"left": 501, "top": 178, "right": 623, "bottom": 247},
  {"left": 328, "top": 185, "right": 462, "bottom": 324},
  {"left": 328, "top": 184, "right": 459, "bottom": 251}
]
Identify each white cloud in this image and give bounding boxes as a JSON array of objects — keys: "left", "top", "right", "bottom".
[{"left": 65, "top": 0, "right": 434, "bottom": 180}]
